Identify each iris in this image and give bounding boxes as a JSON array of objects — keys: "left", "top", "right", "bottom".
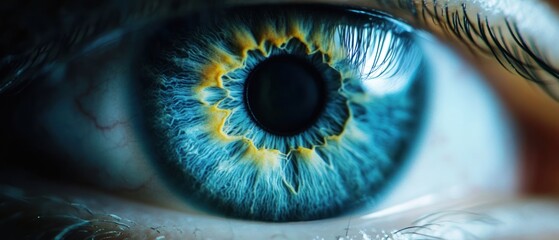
[{"left": 144, "top": 5, "right": 426, "bottom": 221}]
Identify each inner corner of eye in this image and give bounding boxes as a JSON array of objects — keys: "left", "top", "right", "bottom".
[{"left": 137, "top": 5, "right": 427, "bottom": 222}]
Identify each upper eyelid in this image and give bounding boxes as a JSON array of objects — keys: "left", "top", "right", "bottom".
[
  {"left": 0, "top": 0, "right": 209, "bottom": 94},
  {"left": 1, "top": 0, "right": 558, "bottom": 100},
  {"left": 413, "top": 0, "right": 559, "bottom": 100}
]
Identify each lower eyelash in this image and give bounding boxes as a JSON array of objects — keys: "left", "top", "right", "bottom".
[
  {"left": 417, "top": 1, "right": 559, "bottom": 100},
  {"left": 0, "top": 185, "right": 135, "bottom": 239}
]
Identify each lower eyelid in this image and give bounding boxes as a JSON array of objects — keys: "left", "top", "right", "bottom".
[{"left": 4, "top": 177, "right": 559, "bottom": 240}]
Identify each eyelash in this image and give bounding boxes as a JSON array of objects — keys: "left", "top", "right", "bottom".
[
  {"left": 415, "top": 1, "right": 559, "bottom": 99},
  {"left": 0, "top": 1, "right": 528, "bottom": 238},
  {"left": 2, "top": 1, "right": 558, "bottom": 101}
]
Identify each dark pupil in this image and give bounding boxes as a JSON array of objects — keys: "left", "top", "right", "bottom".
[{"left": 244, "top": 55, "right": 327, "bottom": 136}]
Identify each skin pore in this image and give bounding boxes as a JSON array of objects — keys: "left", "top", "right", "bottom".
[{"left": 1, "top": 0, "right": 559, "bottom": 239}]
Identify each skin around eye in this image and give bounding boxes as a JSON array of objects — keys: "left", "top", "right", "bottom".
[
  {"left": 0, "top": 0, "right": 556, "bottom": 238},
  {"left": 0, "top": 33, "right": 195, "bottom": 212}
]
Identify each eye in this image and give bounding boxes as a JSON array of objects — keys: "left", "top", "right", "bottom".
[
  {"left": 1, "top": 1, "right": 557, "bottom": 239},
  {"left": 141, "top": 6, "right": 428, "bottom": 222}
]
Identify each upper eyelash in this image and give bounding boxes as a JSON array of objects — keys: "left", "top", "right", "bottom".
[
  {"left": 3, "top": 0, "right": 559, "bottom": 100},
  {"left": 0, "top": 0, "right": 200, "bottom": 95},
  {"left": 416, "top": 0, "right": 559, "bottom": 100}
]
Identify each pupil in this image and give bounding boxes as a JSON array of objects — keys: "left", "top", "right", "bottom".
[{"left": 244, "top": 55, "right": 327, "bottom": 136}]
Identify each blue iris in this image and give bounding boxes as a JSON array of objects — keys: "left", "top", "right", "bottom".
[{"left": 144, "top": 6, "right": 426, "bottom": 221}]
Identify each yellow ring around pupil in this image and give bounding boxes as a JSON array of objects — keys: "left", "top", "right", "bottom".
[
  {"left": 195, "top": 22, "right": 357, "bottom": 169},
  {"left": 149, "top": 6, "right": 424, "bottom": 221}
]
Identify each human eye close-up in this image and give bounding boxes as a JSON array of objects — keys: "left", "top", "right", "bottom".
[{"left": 1, "top": 0, "right": 559, "bottom": 239}]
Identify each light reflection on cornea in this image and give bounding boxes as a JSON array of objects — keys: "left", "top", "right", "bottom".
[
  {"left": 363, "top": 186, "right": 485, "bottom": 220},
  {"left": 359, "top": 31, "right": 420, "bottom": 96},
  {"left": 362, "top": 194, "right": 436, "bottom": 219}
]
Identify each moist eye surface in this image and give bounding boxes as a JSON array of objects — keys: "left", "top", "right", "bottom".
[{"left": 142, "top": 5, "right": 426, "bottom": 222}]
